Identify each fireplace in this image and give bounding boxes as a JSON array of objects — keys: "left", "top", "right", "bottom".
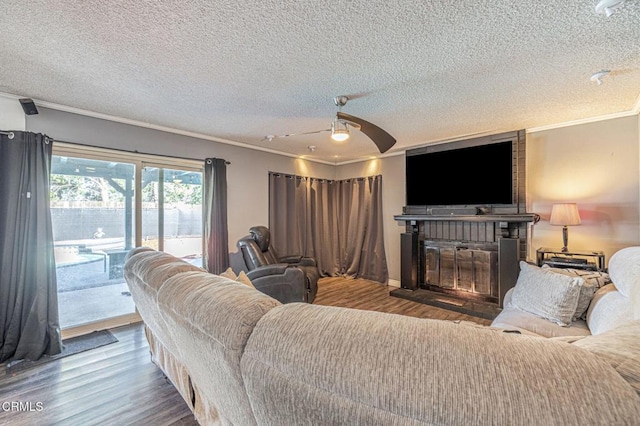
[
  {"left": 393, "top": 130, "right": 539, "bottom": 317},
  {"left": 393, "top": 213, "right": 537, "bottom": 318},
  {"left": 422, "top": 241, "right": 498, "bottom": 303}
]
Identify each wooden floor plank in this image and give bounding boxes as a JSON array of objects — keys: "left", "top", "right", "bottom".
[
  {"left": 315, "top": 278, "right": 491, "bottom": 325},
  {"left": 0, "top": 277, "right": 489, "bottom": 425}
]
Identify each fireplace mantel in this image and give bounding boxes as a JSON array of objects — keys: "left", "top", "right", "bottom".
[
  {"left": 394, "top": 213, "right": 538, "bottom": 223},
  {"left": 394, "top": 212, "right": 538, "bottom": 310}
]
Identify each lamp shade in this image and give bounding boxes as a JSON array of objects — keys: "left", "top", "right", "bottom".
[{"left": 550, "top": 203, "right": 581, "bottom": 226}]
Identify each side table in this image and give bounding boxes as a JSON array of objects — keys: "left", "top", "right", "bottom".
[{"left": 536, "top": 247, "right": 605, "bottom": 272}]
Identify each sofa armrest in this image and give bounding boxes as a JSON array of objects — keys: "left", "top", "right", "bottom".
[
  {"left": 278, "top": 255, "right": 303, "bottom": 264},
  {"left": 247, "top": 265, "right": 307, "bottom": 303},
  {"left": 297, "top": 256, "right": 317, "bottom": 267},
  {"left": 503, "top": 287, "right": 515, "bottom": 307},
  {"left": 277, "top": 255, "right": 318, "bottom": 268},
  {"left": 246, "top": 263, "right": 289, "bottom": 279}
]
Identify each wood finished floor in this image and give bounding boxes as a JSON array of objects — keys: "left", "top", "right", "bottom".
[{"left": 0, "top": 277, "right": 490, "bottom": 425}]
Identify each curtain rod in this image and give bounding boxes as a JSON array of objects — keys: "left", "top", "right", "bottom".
[
  {"left": 270, "top": 172, "right": 335, "bottom": 183},
  {"left": 52, "top": 138, "right": 230, "bottom": 164},
  {"left": 270, "top": 171, "right": 379, "bottom": 182},
  {"left": 0, "top": 131, "right": 53, "bottom": 144}
]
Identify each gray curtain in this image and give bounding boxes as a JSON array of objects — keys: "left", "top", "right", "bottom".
[
  {"left": 269, "top": 172, "right": 388, "bottom": 283},
  {"left": 337, "top": 176, "right": 388, "bottom": 282},
  {"left": 0, "top": 131, "right": 62, "bottom": 362},
  {"left": 203, "top": 158, "right": 228, "bottom": 274},
  {"left": 269, "top": 174, "right": 340, "bottom": 276}
]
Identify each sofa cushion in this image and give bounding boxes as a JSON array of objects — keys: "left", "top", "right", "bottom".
[
  {"left": 491, "top": 307, "right": 591, "bottom": 338},
  {"left": 219, "top": 267, "right": 256, "bottom": 288},
  {"left": 242, "top": 303, "right": 640, "bottom": 425},
  {"left": 219, "top": 267, "right": 237, "bottom": 280},
  {"left": 542, "top": 265, "right": 611, "bottom": 321},
  {"left": 237, "top": 271, "right": 255, "bottom": 288},
  {"left": 124, "top": 250, "right": 205, "bottom": 365},
  {"left": 126, "top": 249, "right": 204, "bottom": 292},
  {"left": 573, "top": 320, "right": 640, "bottom": 397},
  {"left": 511, "top": 262, "right": 583, "bottom": 326},
  {"left": 157, "top": 270, "right": 280, "bottom": 426},
  {"left": 587, "top": 284, "right": 634, "bottom": 335}
]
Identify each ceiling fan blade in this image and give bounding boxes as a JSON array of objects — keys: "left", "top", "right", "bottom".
[
  {"left": 337, "top": 112, "right": 396, "bottom": 153},
  {"left": 264, "top": 129, "right": 330, "bottom": 141},
  {"left": 284, "top": 129, "right": 330, "bottom": 137}
]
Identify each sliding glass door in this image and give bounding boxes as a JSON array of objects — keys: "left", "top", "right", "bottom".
[
  {"left": 141, "top": 166, "right": 203, "bottom": 266},
  {"left": 51, "top": 155, "right": 137, "bottom": 329},
  {"left": 51, "top": 145, "right": 203, "bottom": 334}
]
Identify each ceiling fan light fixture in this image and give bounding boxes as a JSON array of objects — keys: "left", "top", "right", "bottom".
[{"left": 331, "top": 117, "right": 350, "bottom": 142}]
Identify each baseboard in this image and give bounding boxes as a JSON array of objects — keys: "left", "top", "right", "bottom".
[
  {"left": 61, "top": 312, "right": 141, "bottom": 339},
  {"left": 388, "top": 279, "right": 401, "bottom": 288}
]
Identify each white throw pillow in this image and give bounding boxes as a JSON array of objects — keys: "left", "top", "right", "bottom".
[
  {"left": 607, "top": 247, "right": 640, "bottom": 298},
  {"left": 541, "top": 265, "right": 611, "bottom": 321},
  {"left": 586, "top": 284, "right": 634, "bottom": 335},
  {"left": 607, "top": 247, "right": 640, "bottom": 320},
  {"left": 511, "top": 262, "right": 583, "bottom": 327}
]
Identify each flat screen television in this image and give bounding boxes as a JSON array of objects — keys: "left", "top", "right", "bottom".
[{"left": 406, "top": 140, "right": 513, "bottom": 206}]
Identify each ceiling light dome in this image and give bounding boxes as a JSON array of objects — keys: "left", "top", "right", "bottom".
[{"left": 331, "top": 117, "right": 350, "bottom": 142}]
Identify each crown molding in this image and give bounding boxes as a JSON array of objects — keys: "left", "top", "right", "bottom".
[
  {"left": 334, "top": 130, "right": 505, "bottom": 166},
  {"left": 334, "top": 150, "right": 405, "bottom": 166},
  {"left": 527, "top": 109, "right": 639, "bottom": 133},
  {"left": 0, "top": 92, "right": 22, "bottom": 100},
  {"left": 341, "top": 105, "right": 640, "bottom": 165},
  {"left": 0, "top": 92, "right": 336, "bottom": 166},
  {"left": 3, "top": 92, "right": 638, "bottom": 168}
]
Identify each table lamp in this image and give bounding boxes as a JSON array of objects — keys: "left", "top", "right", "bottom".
[{"left": 550, "top": 203, "right": 581, "bottom": 252}]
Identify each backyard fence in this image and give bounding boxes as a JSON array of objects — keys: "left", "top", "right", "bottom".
[{"left": 52, "top": 207, "right": 202, "bottom": 241}]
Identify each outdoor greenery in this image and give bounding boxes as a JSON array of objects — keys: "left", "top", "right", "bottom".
[
  {"left": 142, "top": 179, "right": 202, "bottom": 205},
  {"left": 50, "top": 174, "right": 123, "bottom": 203},
  {"left": 50, "top": 174, "right": 202, "bottom": 205}
]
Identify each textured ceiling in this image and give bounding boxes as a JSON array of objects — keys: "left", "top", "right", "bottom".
[{"left": 1, "top": 1, "right": 639, "bottom": 163}]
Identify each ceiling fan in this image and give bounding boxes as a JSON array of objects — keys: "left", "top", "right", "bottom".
[{"left": 264, "top": 96, "right": 397, "bottom": 153}]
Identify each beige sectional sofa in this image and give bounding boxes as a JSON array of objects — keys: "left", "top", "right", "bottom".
[
  {"left": 124, "top": 247, "right": 640, "bottom": 425},
  {"left": 492, "top": 247, "right": 639, "bottom": 339}
]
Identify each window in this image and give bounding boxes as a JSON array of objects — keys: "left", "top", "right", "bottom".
[
  {"left": 141, "top": 166, "right": 203, "bottom": 266},
  {"left": 51, "top": 144, "right": 202, "bottom": 332}
]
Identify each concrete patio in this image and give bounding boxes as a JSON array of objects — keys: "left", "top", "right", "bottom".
[
  {"left": 58, "top": 282, "right": 135, "bottom": 329},
  {"left": 56, "top": 243, "right": 202, "bottom": 329}
]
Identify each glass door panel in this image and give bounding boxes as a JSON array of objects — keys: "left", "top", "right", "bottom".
[
  {"left": 142, "top": 166, "right": 203, "bottom": 267},
  {"left": 51, "top": 155, "right": 137, "bottom": 329}
]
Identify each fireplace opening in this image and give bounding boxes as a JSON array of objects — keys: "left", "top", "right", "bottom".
[{"left": 421, "top": 242, "right": 499, "bottom": 304}]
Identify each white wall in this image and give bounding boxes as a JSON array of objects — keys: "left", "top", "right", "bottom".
[
  {"left": 527, "top": 115, "right": 640, "bottom": 263},
  {"left": 337, "top": 114, "right": 640, "bottom": 281},
  {"left": 25, "top": 108, "right": 336, "bottom": 253},
  {"left": 0, "top": 96, "right": 26, "bottom": 130},
  {"left": 25, "top": 105, "right": 640, "bottom": 276}
]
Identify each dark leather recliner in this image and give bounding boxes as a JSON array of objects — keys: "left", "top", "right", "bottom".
[{"left": 237, "top": 226, "right": 319, "bottom": 303}]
